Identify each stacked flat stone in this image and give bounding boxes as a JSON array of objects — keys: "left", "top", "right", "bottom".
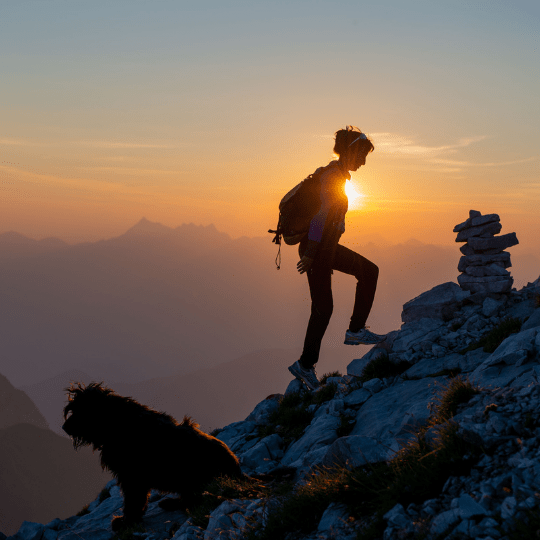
[{"left": 454, "top": 209, "right": 518, "bottom": 294}]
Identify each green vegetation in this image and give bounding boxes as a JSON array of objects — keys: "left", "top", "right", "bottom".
[
  {"left": 187, "top": 475, "right": 267, "bottom": 529},
  {"left": 359, "top": 352, "right": 411, "bottom": 383},
  {"left": 430, "top": 376, "right": 481, "bottom": 424},
  {"left": 248, "top": 376, "right": 483, "bottom": 540},
  {"left": 460, "top": 317, "right": 522, "bottom": 355},
  {"left": 257, "top": 382, "right": 339, "bottom": 444},
  {"left": 320, "top": 371, "right": 342, "bottom": 385}
]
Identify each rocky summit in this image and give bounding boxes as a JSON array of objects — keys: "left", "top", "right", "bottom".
[
  {"left": 455, "top": 210, "right": 519, "bottom": 295},
  {"left": 5, "top": 250, "right": 540, "bottom": 539}
]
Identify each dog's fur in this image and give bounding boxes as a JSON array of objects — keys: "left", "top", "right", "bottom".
[{"left": 62, "top": 382, "right": 242, "bottom": 530}]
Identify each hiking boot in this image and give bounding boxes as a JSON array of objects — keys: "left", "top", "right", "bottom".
[
  {"left": 288, "top": 360, "right": 320, "bottom": 390},
  {"left": 344, "top": 327, "right": 387, "bottom": 345}
]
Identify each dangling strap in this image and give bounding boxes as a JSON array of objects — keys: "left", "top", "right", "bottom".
[{"left": 268, "top": 216, "right": 283, "bottom": 270}]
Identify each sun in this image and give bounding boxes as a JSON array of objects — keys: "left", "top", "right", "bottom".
[{"left": 345, "top": 181, "right": 365, "bottom": 209}]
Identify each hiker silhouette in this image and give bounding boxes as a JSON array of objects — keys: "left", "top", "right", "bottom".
[{"left": 288, "top": 126, "right": 386, "bottom": 390}]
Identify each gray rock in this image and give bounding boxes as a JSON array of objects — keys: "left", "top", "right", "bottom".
[
  {"left": 8, "top": 523, "right": 45, "bottom": 540},
  {"left": 347, "top": 347, "right": 387, "bottom": 377},
  {"left": 458, "top": 252, "right": 511, "bottom": 272},
  {"left": 464, "top": 264, "right": 510, "bottom": 278},
  {"left": 403, "top": 352, "right": 465, "bottom": 379},
  {"left": 216, "top": 421, "right": 257, "bottom": 448},
  {"left": 457, "top": 494, "right": 488, "bottom": 518},
  {"left": 344, "top": 388, "right": 371, "bottom": 407},
  {"left": 317, "top": 503, "right": 349, "bottom": 532},
  {"left": 483, "top": 297, "right": 503, "bottom": 318},
  {"left": 204, "top": 500, "right": 242, "bottom": 540},
  {"left": 393, "top": 318, "right": 446, "bottom": 352},
  {"left": 240, "top": 434, "right": 283, "bottom": 470},
  {"left": 500, "top": 496, "right": 517, "bottom": 519},
  {"left": 246, "top": 396, "right": 281, "bottom": 424},
  {"left": 281, "top": 414, "right": 341, "bottom": 466},
  {"left": 351, "top": 378, "right": 443, "bottom": 442},
  {"left": 284, "top": 379, "right": 304, "bottom": 395},
  {"left": 56, "top": 486, "right": 125, "bottom": 540},
  {"left": 458, "top": 274, "right": 513, "bottom": 294},
  {"left": 322, "top": 435, "right": 397, "bottom": 468},
  {"left": 522, "top": 309, "right": 540, "bottom": 331},
  {"left": 471, "top": 364, "right": 535, "bottom": 389},
  {"left": 453, "top": 210, "right": 484, "bottom": 232},
  {"left": 467, "top": 232, "right": 519, "bottom": 252},
  {"left": 476, "top": 328, "right": 538, "bottom": 369},
  {"left": 430, "top": 509, "right": 460, "bottom": 535},
  {"left": 171, "top": 519, "right": 203, "bottom": 540},
  {"left": 363, "top": 378, "right": 383, "bottom": 394},
  {"left": 401, "top": 283, "right": 470, "bottom": 324},
  {"left": 471, "top": 213, "right": 500, "bottom": 227},
  {"left": 456, "top": 221, "right": 502, "bottom": 242},
  {"left": 383, "top": 504, "right": 410, "bottom": 529}
]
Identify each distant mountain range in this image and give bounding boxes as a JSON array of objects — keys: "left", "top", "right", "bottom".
[
  {"left": 3, "top": 218, "right": 538, "bottom": 418},
  {"left": 0, "top": 373, "right": 110, "bottom": 535}
]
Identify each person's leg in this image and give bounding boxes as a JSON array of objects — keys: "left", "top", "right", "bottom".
[
  {"left": 299, "top": 266, "right": 333, "bottom": 369},
  {"left": 332, "top": 244, "right": 379, "bottom": 332}
]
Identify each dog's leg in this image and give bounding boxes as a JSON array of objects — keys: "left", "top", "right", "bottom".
[{"left": 112, "top": 482, "right": 150, "bottom": 531}]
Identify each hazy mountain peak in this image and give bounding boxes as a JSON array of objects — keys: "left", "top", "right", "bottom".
[
  {"left": 0, "top": 231, "right": 34, "bottom": 244},
  {"left": 124, "top": 218, "right": 174, "bottom": 237}
]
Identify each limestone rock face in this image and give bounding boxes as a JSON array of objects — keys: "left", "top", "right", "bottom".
[
  {"left": 454, "top": 210, "right": 518, "bottom": 295},
  {"left": 401, "top": 282, "right": 470, "bottom": 324}
]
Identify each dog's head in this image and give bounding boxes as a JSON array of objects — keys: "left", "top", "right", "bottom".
[{"left": 62, "top": 381, "right": 114, "bottom": 450}]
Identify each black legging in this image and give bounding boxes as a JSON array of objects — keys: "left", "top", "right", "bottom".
[{"left": 299, "top": 242, "right": 379, "bottom": 369}]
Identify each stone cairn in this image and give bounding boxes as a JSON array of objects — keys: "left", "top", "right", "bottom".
[{"left": 454, "top": 209, "right": 519, "bottom": 295}]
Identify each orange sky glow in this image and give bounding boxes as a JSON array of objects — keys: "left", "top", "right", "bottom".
[{"left": 1, "top": 1, "right": 539, "bottom": 252}]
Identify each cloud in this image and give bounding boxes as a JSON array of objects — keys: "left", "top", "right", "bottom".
[
  {"left": 370, "top": 133, "right": 486, "bottom": 157},
  {"left": 428, "top": 156, "right": 537, "bottom": 168},
  {"left": 0, "top": 138, "right": 30, "bottom": 146},
  {"left": 78, "top": 140, "right": 178, "bottom": 149}
]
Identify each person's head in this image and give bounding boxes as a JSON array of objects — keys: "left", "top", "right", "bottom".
[{"left": 334, "top": 125, "right": 374, "bottom": 171}]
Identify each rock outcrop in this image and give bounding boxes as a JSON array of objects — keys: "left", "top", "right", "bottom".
[
  {"left": 5, "top": 276, "right": 540, "bottom": 539},
  {"left": 455, "top": 210, "right": 519, "bottom": 295}
]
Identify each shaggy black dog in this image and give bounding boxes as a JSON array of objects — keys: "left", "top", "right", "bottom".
[{"left": 62, "top": 382, "right": 242, "bottom": 531}]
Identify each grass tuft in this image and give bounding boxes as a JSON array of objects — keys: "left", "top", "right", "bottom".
[
  {"left": 320, "top": 371, "right": 342, "bottom": 385},
  {"left": 258, "top": 382, "right": 340, "bottom": 444},
  {"left": 431, "top": 376, "right": 481, "bottom": 424},
  {"left": 460, "top": 317, "right": 522, "bottom": 355},
  {"left": 248, "top": 376, "right": 483, "bottom": 540},
  {"left": 360, "top": 352, "right": 411, "bottom": 383},
  {"left": 188, "top": 475, "right": 267, "bottom": 529}
]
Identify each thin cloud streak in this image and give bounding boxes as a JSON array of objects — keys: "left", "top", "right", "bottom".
[
  {"left": 371, "top": 133, "right": 486, "bottom": 156},
  {"left": 428, "top": 157, "right": 537, "bottom": 167},
  {"left": 78, "top": 140, "right": 179, "bottom": 149}
]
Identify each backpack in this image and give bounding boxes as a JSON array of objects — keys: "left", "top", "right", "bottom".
[{"left": 268, "top": 169, "right": 324, "bottom": 269}]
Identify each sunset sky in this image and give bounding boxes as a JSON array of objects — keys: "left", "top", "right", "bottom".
[{"left": 1, "top": 0, "right": 539, "bottom": 247}]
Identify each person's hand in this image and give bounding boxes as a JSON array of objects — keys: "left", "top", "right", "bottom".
[{"left": 297, "top": 256, "right": 314, "bottom": 274}]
